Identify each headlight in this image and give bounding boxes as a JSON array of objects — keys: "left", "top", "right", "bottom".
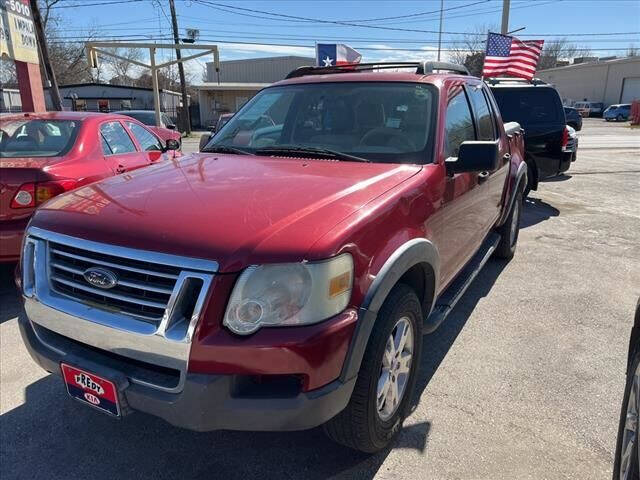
[{"left": 223, "top": 254, "right": 354, "bottom": 335}]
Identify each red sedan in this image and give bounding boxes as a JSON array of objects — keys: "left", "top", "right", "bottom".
[{"left": 0, "top": 111, "right": 179, "bottom": 263}]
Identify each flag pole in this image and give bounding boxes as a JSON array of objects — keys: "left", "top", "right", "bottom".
[{"left": 437, "top": 0, "right": 444, "bottom": 61}]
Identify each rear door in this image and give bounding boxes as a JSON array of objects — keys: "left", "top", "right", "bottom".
[
  {"left": 124, "top": 121, "right": 170, "bottom": 163},
  {"left": 490, "top": 86, "right": 565, "bottom": 179},
  {"left": 440, "top": 83, "right": 492, "bottom": 286},
  {"left": 466, "top": 83, "right": 509, "bottom": 223},
  {"left": 99, "top": 121, "right": 149, "bottom": 173}
]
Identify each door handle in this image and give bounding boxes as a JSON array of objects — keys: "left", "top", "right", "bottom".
[
  {"left": 478, "top": 171, "right": 490, "bottom": 182},
  {"left": 116, "top": 164, "right": 126, "bottom": 174}
]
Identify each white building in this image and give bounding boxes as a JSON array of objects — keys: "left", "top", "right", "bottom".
[
  {"left": 537, "top": 56, "right": 640, "bottom": 107},
  {"left": 195, "top": 55, "right": 314, "bottom": 128}
]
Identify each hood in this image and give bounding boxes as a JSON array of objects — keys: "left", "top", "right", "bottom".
[{"left": 32, "top": 153, "right": 420, "bottom": 271}]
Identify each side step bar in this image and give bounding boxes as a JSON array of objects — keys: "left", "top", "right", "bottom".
[{"left": 424, "top": 232, "right": 501, "bottom": 334}]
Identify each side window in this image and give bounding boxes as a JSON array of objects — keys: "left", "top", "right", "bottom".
[
  {"left": 467, "top": 85, "right": 496, "bottom": 140},
  {"left": 100, "top": 122, "right": 136, "bottom": 155},
  {"left": 445, "top": 89, "right": 476, "bottom": 158},
  {"left": 161, "top": 114, "right": 173, "bottom": 127},
  {"left": 127, "top": 122, "right": 163, "bottom": 151}
]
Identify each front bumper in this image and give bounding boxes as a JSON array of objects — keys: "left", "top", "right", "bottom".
[{"left": 19, "top": 314, "right": 356, "bottom": 431}]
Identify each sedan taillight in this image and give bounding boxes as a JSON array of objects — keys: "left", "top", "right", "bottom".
[{"left": 10, "top": 180, "right": 77, "bottom": 209}]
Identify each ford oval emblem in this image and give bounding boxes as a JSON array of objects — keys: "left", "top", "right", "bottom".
[{"left": 83, "top": 267, "right": 118, "bottom": 289}]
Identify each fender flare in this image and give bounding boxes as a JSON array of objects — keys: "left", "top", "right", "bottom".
[
  {"left": 498, "top": 161, "right": 528, "bottom": 227},
  {"left": 339, "top": 238, "right": 439, "bottom": 382}
]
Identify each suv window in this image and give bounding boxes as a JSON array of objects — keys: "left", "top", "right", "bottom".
[
  {"left": 127, "top": 122, "right": 163, "bottom": 151},
  {"left": 467, "top": 85, "right": 496, "bottom": 141},
  {"left": 209, "top": 82, "right": 437, "bottom": 164},
  {"left": 445, "top": 89, "right": 476, "bottom": 158},
  {"left": 491, "top": 87, "right": 561, "bottom": 125},
  {"left": 100, "top": 121, "right": 136, "bottom": 155}
]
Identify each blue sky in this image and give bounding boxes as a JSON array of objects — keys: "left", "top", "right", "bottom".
[{"left": 51, "top": 0, "right": 640, "bottom": 79}]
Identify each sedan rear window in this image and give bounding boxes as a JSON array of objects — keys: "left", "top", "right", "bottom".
[
  {"left": 0, "top": 119, "right": 80, "bottom": 158},
  {"left": 491, "top": 88, "right": 561, "bottom": 125}
]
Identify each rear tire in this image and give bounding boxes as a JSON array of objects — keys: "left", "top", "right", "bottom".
[
  {"left": 495, "top": 185, "right": 523, "bottom": 260},
  {"left": 523, "top": 163, "right": 535, "bottom": 198},
  {"left": 613, "top": 351, "right": 640, "bottom": 480},
  {"left": 323, "top": 284, "right": 423, "bottom": 453}
]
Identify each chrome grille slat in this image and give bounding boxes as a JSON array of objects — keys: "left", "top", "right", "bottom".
[
  {"left": 51, "top": 275, "right": 168, "bottom": 309},
  {"left": 23, "top": 226, "right": 217, "bottom": 393},
  {"left": 50, "top": 248, "right": 180, "bottom": 280},
  {"left": 51, "top": 262, "right": 174, "bottom": 295}
]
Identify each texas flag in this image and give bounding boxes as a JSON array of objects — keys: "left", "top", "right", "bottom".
[{"left": 316, "top": 44, "right": 362, "bottom": 67}]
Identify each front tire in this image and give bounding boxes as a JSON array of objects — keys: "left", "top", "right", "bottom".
[
  {"left": 495, "top": 184, "right": 523, "bottom": 260},
  {"left": 614, "top": 351, "right": 640, "bottom": 480},
  {"left": 324, "top": 284, "right": 423, "bottom": 453}
]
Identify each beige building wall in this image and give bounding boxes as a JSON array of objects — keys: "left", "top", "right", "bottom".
[
  {"left": 537, "top": 57, "right": 640, "bottom": 106},
  {"left": 198, "top": 89, "right": 261, "bottom": 127}
]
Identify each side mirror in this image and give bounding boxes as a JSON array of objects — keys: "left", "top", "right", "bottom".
[
  {"left": 166, "top": 124, "right": 177, "bottom": 130},
  {"left": 445, "top": 141, "right": 499, "bottom": 175},
  {"left": 164, "top": 138, "right": 180, "bottom": 151}
]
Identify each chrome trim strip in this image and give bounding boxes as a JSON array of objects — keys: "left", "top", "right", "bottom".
[
  {"left": 30, "top": 226, "right": 218, "bottom": 273},
  {"left": 51, "top": 275, "right": 168, "bottom": 310},
  {"left": 22, "top": 227, "right": 216, "bottom": 393},
  {"left": 50, "top": 249, "right": 180, "bottom": 280},
  {"left": 51, "top": 262, "right": 174, "bottom": 295}
]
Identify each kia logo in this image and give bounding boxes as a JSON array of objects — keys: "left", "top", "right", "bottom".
[
  {"left": 83, "top": 267, "right": 118, "bottom": 289},
  {"left": 84, "top": 392, "right": 101, "bottom": 405}
]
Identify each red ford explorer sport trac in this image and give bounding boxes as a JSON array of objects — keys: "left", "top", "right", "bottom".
[{"left": 17, "top": 62, "right": 526, "bottom": 452}]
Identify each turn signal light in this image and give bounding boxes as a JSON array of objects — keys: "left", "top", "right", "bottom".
[{"left": 10, "top": 180, "right": 77, "bottom": 209}]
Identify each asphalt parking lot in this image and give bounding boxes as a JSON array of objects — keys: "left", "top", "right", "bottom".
[{"left": 1, "top": 118, "right": 638, "bottom": 479}]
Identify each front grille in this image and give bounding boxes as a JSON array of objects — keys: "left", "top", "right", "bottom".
[{"left": 48, "top": 241, "right": 180, "bottom": 323}]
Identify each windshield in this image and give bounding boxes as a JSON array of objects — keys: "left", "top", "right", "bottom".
[
  {"left": 0, "top": 119, "right": 80, "bottom": 158},
  {"left": 206, "top": 82, "right": 437, "bottom": 164},
  {"left": 120, "top": 112, "right": 156, "bottom": 125}
]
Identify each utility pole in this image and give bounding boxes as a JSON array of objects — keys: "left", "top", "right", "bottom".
[
  {"left": 437, "top": 0, "right": 444, "bottom": 61},
  {"left": 168, "top": 0, "right": 191, "bottom": 135},
  {"left": 29, "top": 0, "right": 62, "bottom": 110},
  {"left": 501, "top": 0, "right": 511, "bottom": 34}
]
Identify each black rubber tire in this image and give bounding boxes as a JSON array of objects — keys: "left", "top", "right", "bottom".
[
  {"left": 613, "top": 350, "right": 640, "bottom": 480},
  {"left": 523, "top": 163, "right": 535, "bottom": 198},
  {"left": 323, "top": 284, "right": 423, "bottom": 453},
  {"left": 494, "top": 184, "right": 523, "bottom": 260}
]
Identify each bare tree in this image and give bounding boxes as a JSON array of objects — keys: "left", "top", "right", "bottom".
[
  {"left": 538, "top": 39, "right": 592, "bottom": 70},
  {"left": 628, "top": 44, "right": 639, "bottom": 57},
  {"left": 447, "top": 24, "right": 496, "bottom": 77},
  {"left": 102, "top": 47, "right": 144, "bottom": 84}
]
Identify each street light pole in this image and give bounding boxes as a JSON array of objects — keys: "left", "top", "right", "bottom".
[
  {"left": 501, "top": 0, "right": 511, "bottom": 34},
  {"left": 437, "top": 0, "right": 444, "bottom": 61},
  {"left": 169, "top": 0, "right": 191, "bottom": 135}
]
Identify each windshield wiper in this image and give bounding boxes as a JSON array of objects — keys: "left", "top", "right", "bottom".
[
  {"left": 201, "top": 145, "right": 252, "bottom": 155},
  {"left": 255, "top": 146, "right": 369, "bottom": 163}
]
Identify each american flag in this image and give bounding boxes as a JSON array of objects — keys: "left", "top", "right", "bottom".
[{"left": 482, "top": 32, "right": 544, "bottom": 80}]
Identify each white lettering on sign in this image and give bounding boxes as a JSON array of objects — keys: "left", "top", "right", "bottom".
[{"left": 74, "top": 373, "right": 105, "bottom": 395}]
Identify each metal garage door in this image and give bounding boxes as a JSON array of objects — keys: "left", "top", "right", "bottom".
[{"left": 621, "top": 77, "right": 640, "bottom": 103}]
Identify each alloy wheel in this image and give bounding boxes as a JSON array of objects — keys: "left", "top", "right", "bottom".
[{"left": 376, "top": 317, "right": 414, "bottom": 421}]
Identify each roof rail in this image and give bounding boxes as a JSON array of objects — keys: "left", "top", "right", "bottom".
[
  {"left": 285, "top": 61, "right": 469, "bottom": 79},
  {"left": 484, "top": 77, "right": 548, "bottom": 86}
]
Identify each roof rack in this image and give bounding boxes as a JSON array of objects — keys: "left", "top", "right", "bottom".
[
  {"left": 484, "top": 77, "right": 548, "bottom": 86},
  {"left": 285, "top": 61, "right": 469, "bottom": 79}
]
